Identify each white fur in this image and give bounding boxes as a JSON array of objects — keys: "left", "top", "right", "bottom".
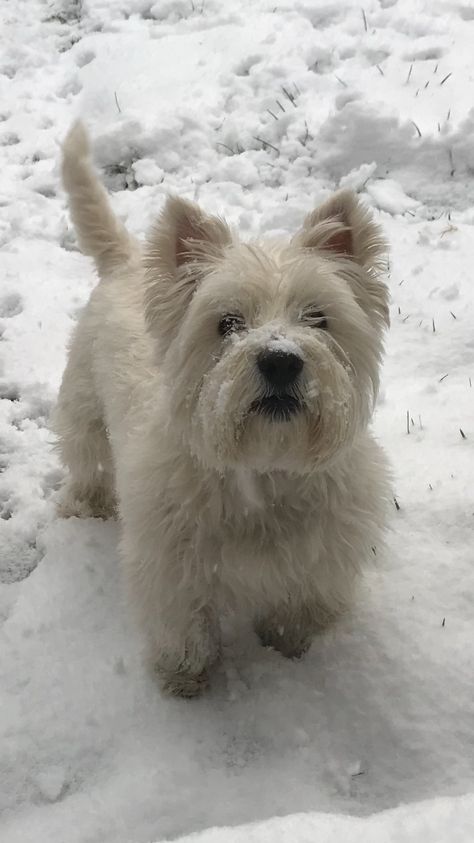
[{"left": 53, "top": 122, "right": 392, "bottom": 697}]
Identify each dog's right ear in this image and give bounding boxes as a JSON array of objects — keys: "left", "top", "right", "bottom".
[
  {"left": 295, "top": 191, "right": 390, "bottom": 329},
  {"left": 144, "top": 196, "right": 232, "bottom": 349}
]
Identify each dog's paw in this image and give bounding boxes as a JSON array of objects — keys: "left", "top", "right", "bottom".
[
  {"left": 57, "top": 486, "right": 117, "bottom": 520},
  {"left": 255, "top": 603, "right": 338, "bottom": 660},
  {"left": 257, "top": 627, "right": 313, "bottom": 660},
  {"left": 158, "top": 667, "right": 210, "bottom": 699},
  {"left": 255, "top": 617, "right": 314, "bottom": 660}
]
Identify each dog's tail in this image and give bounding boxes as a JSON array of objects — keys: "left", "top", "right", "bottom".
[{"left": 62, "top": 121, "right": 134, "bottom": 275}]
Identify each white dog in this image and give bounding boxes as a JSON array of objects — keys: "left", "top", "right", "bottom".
[{"left": 54, "top": 122, "right": 391, "bottom": 697}]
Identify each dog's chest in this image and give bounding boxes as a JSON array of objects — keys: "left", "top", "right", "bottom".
[
  {"left": 233, "top": 468, "right": 266, "bottom": 514},
  {"left": 210, "top": 468, "right": 320, "bottom": 540},
  {"left": 197, "top": 470, "right": 325, "bottom": 604}
]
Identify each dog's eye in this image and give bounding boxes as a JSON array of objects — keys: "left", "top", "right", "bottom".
[
  {"left": 218, "top": 314, "right": 245, "bottom": 337},
  {"left": 302, "top": 309, "right": 327, "bottom": 330}
]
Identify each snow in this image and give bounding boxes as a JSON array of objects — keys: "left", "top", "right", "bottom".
[
  {"left": 366, "top": 178, "right": 421, "bottom": 214},
  {"left": 1, "top": 0, "right": 474, "bottom": 842},
  {"left": 266, "top": 337, "right": 302, "bottom": 356},
  {"left": 169, "top": 795, "right": 474, "bottom": 842}
]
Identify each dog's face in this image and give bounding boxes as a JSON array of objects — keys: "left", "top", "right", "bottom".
[{"left": 144, "top": 191, "right": 389, "bottom": 473}]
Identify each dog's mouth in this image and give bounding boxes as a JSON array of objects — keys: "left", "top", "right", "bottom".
[{"left": 249, "top": 394, "right": 301, "bottom": 422}]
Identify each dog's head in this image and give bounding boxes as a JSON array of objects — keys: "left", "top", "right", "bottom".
[{"left": 144, "top": 190, "right": 389, "bottom": 473}]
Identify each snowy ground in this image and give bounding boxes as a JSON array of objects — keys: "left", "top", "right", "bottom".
[{"left": 1, "top": 0, "right": 474, "bottom": 840}]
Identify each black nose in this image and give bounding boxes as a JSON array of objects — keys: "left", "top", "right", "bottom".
[{"left": 257, "top": 349, "right": 304, "bottom": 390}]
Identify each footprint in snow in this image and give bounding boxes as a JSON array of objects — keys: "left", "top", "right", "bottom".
[
  {"left": 0, "top": 383, "right": 20, "bottom": 402},
  {"left": 460, "top": 6, "right": 474, "bottom": 21},
  {"left": 0, "top": 538, "right": 43, "bottom": 584},
  {"left": 0, "top": 293, "right": 23, "bottom": 318},
  {"left": 75, "top": 49, "right": 95, "bottom": 68},
  {"left": 1, "top": 499, "right": 13, "bottom": 521},
  {"left": 403, "top": 46, "right": 444, "bottom": 61},
  {"left": 0, "top": 132, "right": 20, "bottom": 146}
]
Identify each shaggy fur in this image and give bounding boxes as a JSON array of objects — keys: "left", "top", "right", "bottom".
[{"left": 53, "top": 121, "right": 391, "bottom": 697}]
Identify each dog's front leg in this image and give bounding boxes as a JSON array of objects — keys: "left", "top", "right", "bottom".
[
  {"left": 124, "top": 543, "right": 220, "bottom": 697},
  {"left": 152, "top": 605, "right": 220, "bottom": 698}
]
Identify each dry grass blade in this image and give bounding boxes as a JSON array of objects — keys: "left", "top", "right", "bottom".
[
  {"left": 281, "top": 86, "right": 297, "bottom": 107},
  {"left": 253, "top": 136, "right": 280, "bottom": 154}
]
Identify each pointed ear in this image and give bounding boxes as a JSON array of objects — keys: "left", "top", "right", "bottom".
[
  {"left": 296, "top": 190, "right": 390, "bottom": 327},
  {"left": 144, "top": 195, "right": 232, "bottom": 348}
]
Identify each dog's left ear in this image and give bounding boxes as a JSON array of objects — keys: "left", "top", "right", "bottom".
[
  {"left": 144, "top": 195, "right": 232, "bottom": 348},
  {"left": 296, "top": 190, "right": 390, "bottom": 327}
]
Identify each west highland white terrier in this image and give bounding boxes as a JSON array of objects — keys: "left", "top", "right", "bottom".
[{"left": 53, "top": 122, "right": 391, "bottom": 697}]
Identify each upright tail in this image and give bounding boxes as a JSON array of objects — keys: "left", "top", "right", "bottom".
[{"left": 62, "top": 121, "right": 134, "bottom": 275}]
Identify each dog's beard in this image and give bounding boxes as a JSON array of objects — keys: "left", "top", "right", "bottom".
[{"left": 176, "top": 338, "right": 371, "bottom": 474}]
